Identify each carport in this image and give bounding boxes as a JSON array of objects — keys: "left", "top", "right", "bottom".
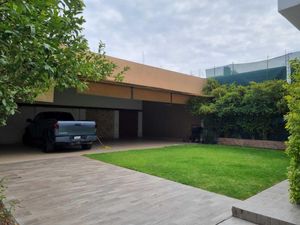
[
  {"left": 0, "top": 87, "right": 143, "bottom": 145},
  {"left": 0, "top": 56, "right": 205, "bottom": 154}
]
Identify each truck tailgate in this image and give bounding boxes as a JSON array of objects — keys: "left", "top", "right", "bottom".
[{"left": 56, "top": 121, "right": 96, "bottom": 136}]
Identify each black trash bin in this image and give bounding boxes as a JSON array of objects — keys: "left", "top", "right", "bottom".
[
  {"left": 190, "top": 126, "right": 217, "bottom": 144},
  {"left": 201, "top": 128, "right": 218, "bottom": 144},
  {"left": 190, "top": 126, "right": 202, "bottom": 143}
]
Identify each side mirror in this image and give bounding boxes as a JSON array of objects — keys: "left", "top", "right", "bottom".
[{"left": 26, "top": 118, "right": 33, "bottom": 123}]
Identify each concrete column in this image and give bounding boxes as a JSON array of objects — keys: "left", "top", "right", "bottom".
[
  {"left": 138, "top": 111, "right": 143, "bottom": 138},
  {"left": 113, "top": 110, "right": 119, "bottom": 139}
]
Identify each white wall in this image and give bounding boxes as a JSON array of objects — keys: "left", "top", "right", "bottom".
[
  {"left": 279, "top": 0, "right": 300, "bottom": 30},
  {"left": 278, "top": 0, "right": 300, "bottom": 10}
]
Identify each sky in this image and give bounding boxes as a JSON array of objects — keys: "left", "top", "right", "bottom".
[{"left": 82, "top": 0, "right": 300, "bottom": 77}]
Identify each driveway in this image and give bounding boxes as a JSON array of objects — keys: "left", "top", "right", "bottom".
[
  {"left": 0, "top": 156, "right": 239, "bottom": 225},
  {"left": 0, "top": 139, "right": 182, "bottom": 164}
]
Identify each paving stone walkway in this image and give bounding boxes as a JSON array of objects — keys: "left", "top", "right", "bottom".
[
  {"left": 0, "top": 156, "right": 239, "bottom": 225},
  {"left": 232, "top": 180, "right": 300, "bottom": 225}
]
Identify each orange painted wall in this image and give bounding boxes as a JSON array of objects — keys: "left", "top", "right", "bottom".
[
  {"left": 172, "top": 94, "right": 190, "bottom": 104},
  {"left": 35, "top": 56, "right": 206, "bottom": 104},
  {"left": 107, "top": 56, "right": 206, "bottom": 96},
  {"left": 35, "top": 88, "right": 54, "bottom": 103},
  {"left": 83, "top": 82, "right": 194, "bottom": 105},
  {"left": 133, "top": 88, "right": 171, "bottom": 103},
  {"left": 84, "top": 82, "right": 132, "bottom": 99}
]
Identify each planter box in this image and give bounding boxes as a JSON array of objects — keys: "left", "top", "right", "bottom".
[{"left": 218, "top": 138, "right": 286, "bottom": 150}]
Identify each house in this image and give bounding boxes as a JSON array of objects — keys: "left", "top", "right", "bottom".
[
  {"left": 2, "top": 0, "right": 297, "bottom": 145},
  {"left": 0, "top": 56, "right": 206, "bottom": 144}
]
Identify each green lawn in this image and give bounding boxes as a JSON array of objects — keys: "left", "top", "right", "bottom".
[{"left": 86, "top": 144, "right": 289, "bottom": 200}]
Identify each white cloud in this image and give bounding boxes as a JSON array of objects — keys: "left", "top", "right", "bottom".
[{"left": 82, "top": 0, "right": 300, "bottom": 77}]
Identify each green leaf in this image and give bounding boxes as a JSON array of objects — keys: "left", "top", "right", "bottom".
[
  {"left": 2, "top": 99, "right": 6, "bottom": 107},
  {"left": 0, "top": 0, "right": 124, "bottom": 128},
  {"left": 29, "top": 24, "right": 36, "bottom": 36}
]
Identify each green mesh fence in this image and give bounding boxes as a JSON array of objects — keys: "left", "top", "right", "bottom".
[
  {"left": 205, "top": 51, "right": 300, "bottom": 85},
  {"left": 214, "top": 66, "right": 286, "bottom": 85}
]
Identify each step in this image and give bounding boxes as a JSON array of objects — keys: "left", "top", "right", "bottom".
[
  {"left": 217, "top": 217, "right": 257, "bottom": 225},
  {"left": 232, "top": 181, "right": 300, "bottom": 225}
]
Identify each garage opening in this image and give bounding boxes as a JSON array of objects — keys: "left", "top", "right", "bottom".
[
  {"left": 119, "top": 110, "right": 138, "bottom": 139},
  {"left": 142, "top": 101, "right": 201, "bottom": 141},
  {"left": 0, "top": 104, "right": 145, "bottom": 146}
]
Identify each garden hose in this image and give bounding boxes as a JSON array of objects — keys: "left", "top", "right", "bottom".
[{"left": 96, "top": 136, "right": 111, "bottom": 149}]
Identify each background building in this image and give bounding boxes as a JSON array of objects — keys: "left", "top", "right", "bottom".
[{"left": 205, "top": 51, "right": 300, "bottom": 85}]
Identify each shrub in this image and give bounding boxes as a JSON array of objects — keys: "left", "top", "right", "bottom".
[
  {"left": 285, "top": 59, "right": 300, "bottom": 204},
  {"left": 189, "top": 79, "right": 288, "bottom": 141},
  {"left": 0, "top": 179, "right": 18, "bottom": 225},
  {"left": 0, "top": 1, "right": 127, "bottom": 126}
]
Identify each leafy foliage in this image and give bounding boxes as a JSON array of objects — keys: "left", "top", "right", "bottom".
[
  {"left": 190, "top": 79, "right": 288, "bottom": 140},
  {"left": 0, "top": 179, "right": 18, "bottom": 225},
  {"left": 285, "top": 59, "right": 300, "bottom": 204},
  {"left": 0, "top": 0, "right": 127, "bottom": 126}
]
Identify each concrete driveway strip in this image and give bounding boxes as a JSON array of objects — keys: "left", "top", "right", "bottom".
[
  {"left": 0, "top": 156, "right": 239, "bottom": 225},
  {"left": 0, "top": 140, "right": 182, "bottom": 165}
]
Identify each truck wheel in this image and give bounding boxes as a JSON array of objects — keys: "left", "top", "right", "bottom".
[
  {"left": 43, "top": 139, "right": 54, "bottom": 153},
  {"left": 81, "top": 144, "right": 92, "bottom": 150}
]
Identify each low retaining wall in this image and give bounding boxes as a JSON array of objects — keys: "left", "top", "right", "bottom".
[{"left": 218, "top": 138, "right": 286, "bottom": 150}]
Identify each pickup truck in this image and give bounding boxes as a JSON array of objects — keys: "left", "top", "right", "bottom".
[{"left": 23, "top": 111, "right": 97, "bottom": 152}]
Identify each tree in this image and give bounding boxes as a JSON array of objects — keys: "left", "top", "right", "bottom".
[
  {"left": 242, "top": 81, "right": 287, "bottom": 139},
  {"left": 189, "top": 79, "right": 287, "bottom": 140},
  {"left": 285, "top": 59, "right": 300, "bottom": 204},
  {"left": 0, "top": 0, "right": 127, "bottom": 126}
]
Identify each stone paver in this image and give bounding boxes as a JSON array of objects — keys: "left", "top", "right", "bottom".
[
  {"left": 0, "top": 156, "right": 239, "bottom": 225},
  {"left": 232, "top": 181, "right": 300, "bottom": 225}
]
